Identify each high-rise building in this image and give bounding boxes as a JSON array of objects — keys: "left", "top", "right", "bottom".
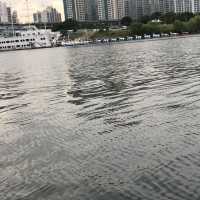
[
  {"left": 143, "top": 0, "right": 151, "bottom": 16},
  {"left": 184, "top": 0, "right": 193, "bottom": 12},
  {"left": 12, "top": 10, "right": 19, "bottom": 24},
  {"left": 150, "top": 0, "right": 174, "bottom": 14},
  {"left": 97, "top": 0, "right": 125, "bottom": 20},
  {"left": 193, "top": 0, "right": 200, "bottom": 13},
  {"left": 73, "top": 0, "right": 86, "bottom": 21},
  {"left": 63, "top": 0, "right": 75, "bottom": 19},
  {"left": 128, "top": 0, "right": 151, "bottom": 20},
  {"left": 174, "top": 0, "right": 192, "bottom": 13},
  {"left": 73, "top": 0, "right": 97, "bottom": 21},
  {"left": 86, "top": 0, "right": 98, "bottom": 21},
  {"left": 64, "top": 0, "right": 125, "bottom": 21},
  {"left": 106, "top": 0, "right": 114, "bottom": 20},
  {"left": 97, "top": 0, "right": 107, "bottom": 20},
  {"left": 164, "top": 0, "right": 175, "bottom": 13},
  {"left": 63, "top": 0, "right": 200, "bottom": 22},
  {"left": 46, "top": 7, "right": 62, "bottom": 23},
  {"left": 124, "top": 0, "right": 129, "bottom": 16},
  {"left": 7, "top": 7, "right": 12, "bottom": 23},
  {"left": 0, "top": 1, "right": 18, "bottom": 24},
  {"left": 150, "top": 0, "right": 160, "bottom": 13},
  {"left": 174, "top": 0, "right": 184, "bottom": 12},
  {"left": 33, "top": 7, "right": 61, "bottom": 24},
  {"left": 0, "top": 1, "right": 8, "bottom": 23},
  {"left": 115, "top": 0, "right": 125, "bottom": 19},
  {"left": 33, "top": 12, "right": 42, "bottom": 23},
  {"left": 128, "top": 0, "right": 137, "bottom": 19}
]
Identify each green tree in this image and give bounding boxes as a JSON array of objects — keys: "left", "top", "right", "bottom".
[
  {"left": 140, "top": 15, "right": 151, "bottom": 23},
  {"left": 173, "top": 20, "right": 185, "bottom": 33},
  {"left": 194, "top": 15, "right": 200, "bottom": 30},
  {"left": 129, "top": 22, "right": 143, "bottom": 35},
  {"left": 187, "top": 15, "right": 200, "bottom": 33},
  {"left": 142, "top": 22, "right": 161, "bottom": 34},
  {"left": 52, "top": 19, "right": 78, "bottom": 32},
  {"left": 151, "top": 12, "right": 162, "bottom": 20},
  {"left": 121, "top": 16, "right": 133, "bottom": 26},
  {"left": 161, "top": 12, "right": 176, "bottom": 24},
  {"left": 177, "top": 12, "right": 194, "bottom": 22},
  {"left": 160, "top": 24, "right": 174, "bottom": 34}
]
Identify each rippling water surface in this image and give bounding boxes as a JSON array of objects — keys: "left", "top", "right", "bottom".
[{"left": 1, "top": 37, "right": 200, "bottom": 200}]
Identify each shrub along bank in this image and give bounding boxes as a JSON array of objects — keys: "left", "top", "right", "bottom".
[{"left": 90, "top": 15, "right": 200, "bottom": 39}]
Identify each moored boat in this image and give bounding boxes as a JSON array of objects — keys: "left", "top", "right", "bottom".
[
  {"left": 0, "top": 25, "right": 60, "bottom": 51},
  {"left": 62, "top": 40, "right": 91, "bottom": 47}
]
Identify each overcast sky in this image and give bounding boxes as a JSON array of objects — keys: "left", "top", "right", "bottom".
[{"left": 8, "top": 0, "right": 64, "bottom": 22}]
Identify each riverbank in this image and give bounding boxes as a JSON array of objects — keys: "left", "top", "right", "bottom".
[
  {"left": 62, "top": 33, "right": 200, "bottom": 48},
  {"left": 57, "top": 14, "right": 200, "bottom": 46}
]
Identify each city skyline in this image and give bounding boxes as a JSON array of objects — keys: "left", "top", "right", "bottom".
[
  {"left": 63, "top": 0, "right": 200, "bottom": 22},
  {"left": 1, "top": 0, "right": 200, "bottom": 23},
  {"left": 7, "top": 0, "right": 64, "bottom": 22}
]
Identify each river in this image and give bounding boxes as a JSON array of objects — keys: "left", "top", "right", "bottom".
[{"left": 1, "top": 36, "right": 200, "bottom": 200}]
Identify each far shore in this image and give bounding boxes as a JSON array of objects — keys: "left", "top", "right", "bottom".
[{"left": 62, "top": 33, "right": 200, "bottom": 48}]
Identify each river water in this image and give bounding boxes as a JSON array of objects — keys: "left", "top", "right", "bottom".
[{"left": 1, "top": 37, "right": 200, "bottom": 200}]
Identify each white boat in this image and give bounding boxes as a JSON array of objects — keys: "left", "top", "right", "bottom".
[
  {"left": 153, "top": 33, "right": 160, "bottom": 38},
  {"left": 111, "top": 38, "right": 117, "bottom": 42},
  {"left": 0, "top": 25, "right": 60, "bottom": 51},
  {"left": 119, "top": 37, "right": 125, "bottom": 41},
  {"left": 144, "top": 34, "right": 151, "bottom": 39},
  {"left": 62, "top": 40, "right": 91, "bottom": 47},
  {"left": 136, "top": 35, "right": 142, "bottom": 40},
  {"left": 127, "top": 37, "right": 133, "bottom": 40}
]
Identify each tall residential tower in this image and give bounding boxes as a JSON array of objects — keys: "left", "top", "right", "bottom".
[
  {"left": 63, "top": 0, "right": 75, "bottom": 19},
  {"left": 63, "top": 0, "right": 200, "bottom": 22}
]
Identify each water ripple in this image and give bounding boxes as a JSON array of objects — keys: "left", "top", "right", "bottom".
[{"left": 1, "top": 37, "right": 200, "bottom": 199}]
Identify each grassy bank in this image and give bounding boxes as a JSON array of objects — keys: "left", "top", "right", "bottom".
[
  {"left": 91, "top": 15, "right": 200, "bottom": 39},
  {"left": 90, "top": 30, "right": 130, "bottom": 39},
  {"left": 54, "top": 14, "right": 200, "bottom": 40}
]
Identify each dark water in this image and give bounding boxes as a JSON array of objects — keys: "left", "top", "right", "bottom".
[{"left": 1, "top": 37, "right": 200, "bottom": 200}]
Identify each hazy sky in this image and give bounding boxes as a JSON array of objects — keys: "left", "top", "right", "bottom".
[{"left": 8, "top": 0, "right": 64, "bottom": 22}]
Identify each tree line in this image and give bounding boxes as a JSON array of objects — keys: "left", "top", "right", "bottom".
[
  {"left": 139, "top": 12, "right": 194, "bottom": 24},
  {"left": 129, "top": 15, "right": 200, "bottom": 35},
  {"left": 52, "top": 12, "right": 200, "bottom": 37}
]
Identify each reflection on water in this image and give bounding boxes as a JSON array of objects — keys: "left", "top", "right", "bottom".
[{"left": 1, "top": 37, "right": 200, "bottom": 199}]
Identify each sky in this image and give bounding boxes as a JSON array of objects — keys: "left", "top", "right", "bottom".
[{"left": 8, "top": 0, "right": 64, "bottom": 23}]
